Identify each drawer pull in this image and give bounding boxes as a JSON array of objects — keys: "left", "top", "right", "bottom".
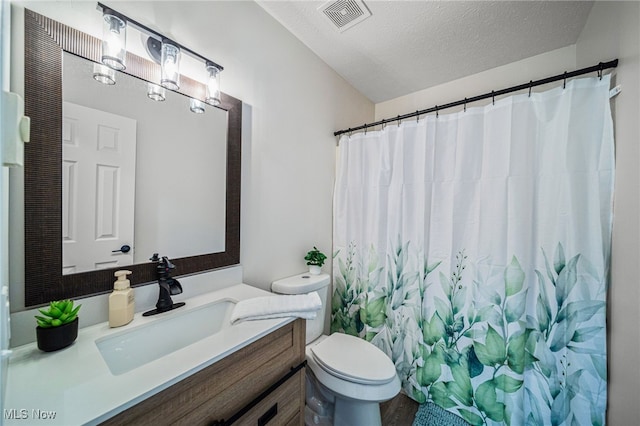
[{"left": 257, "top": 403, "right": 278, "bottom": 426}]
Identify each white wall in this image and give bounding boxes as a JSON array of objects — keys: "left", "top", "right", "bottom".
[
  {"left": 374, "top": 3, "right": 639, "bottom": 424},
  {"left": 574, "top": 3, "right": 640, "bottom": 425},
  {"left": 375, "top": 45, "right": 577, "bottom": 120},
  {"left": 8, "top": 1, "right": 373, "bottom": 317}
]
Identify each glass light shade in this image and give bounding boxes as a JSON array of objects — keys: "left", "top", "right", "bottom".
[
  {"left": 93, "top": 63, "right": 116, "bottom": 85},
  {"left": 205, "top": 64, "right": 221, "bottom": 106},
  {"left": 190, "top": 99, "right": 205, "bottom": 114},
  {"left": 161, "top": 41, "right": 181, "bottom": 90},
  {"left": 147, "top": 83, "right": 166, "bottom": 101},
  {"left": 101, "top": 13, "right": 126, "bottom": 71}
]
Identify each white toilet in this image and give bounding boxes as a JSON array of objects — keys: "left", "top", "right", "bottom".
[{"left": 272, "top": 273, "right": 400, "bottom": 426}]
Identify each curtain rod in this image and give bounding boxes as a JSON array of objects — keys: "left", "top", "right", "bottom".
[{"left": 334, "top": 59, "right": 619, "bottom": 137}]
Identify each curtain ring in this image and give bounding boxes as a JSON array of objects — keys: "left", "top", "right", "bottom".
[
  {"left": 397, "top": 115, "right": 401, "bottom": 127},
  {"left": 348, "top": 128, "right": 352, "bottom": 138},
  {"left": 364, "top": 124, "right": 367, "bottom": 135},
  {"left": 563, "top": 71, "right": 567, "bottom": 89},
  {"left": 492, "top": 90, "right": 495, "bottom": 105},
  {"left": 416, "top": 111, "right": 419, "bottom": 123},
  {"left": 598, "top": 62, "right": 603, "bottom": 80},
  {"left": 528, "top": 80, "right": 533, "bottom": 97},
  {"left": 435, "top": 105, "right": 439, "bottom": 118},
  {"left": 464, "top": 98, "right": 467, "bottom": 113},
  {"left": 382, "top": 122, "right": 386, "bottom": 130}
]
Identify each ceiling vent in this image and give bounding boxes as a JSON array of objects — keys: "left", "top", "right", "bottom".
[{"left": 318, "top": 0, "right": 372, "bottom": 33}]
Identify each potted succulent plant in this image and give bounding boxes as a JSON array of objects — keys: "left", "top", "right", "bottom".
[
  {"left": 304, "top": 246, "right": 327, "bottom": 275},
  {"left": 35, "top": 300, "right": 81, "bottom": 352}
]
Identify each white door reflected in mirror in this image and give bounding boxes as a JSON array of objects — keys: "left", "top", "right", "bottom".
[{"left": 62, "top": 102, "right": 137, "bottom": 274}]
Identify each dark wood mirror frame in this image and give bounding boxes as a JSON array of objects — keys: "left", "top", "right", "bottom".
[{"left": 24, "top": 9, "right": 241, "bottom": 307}]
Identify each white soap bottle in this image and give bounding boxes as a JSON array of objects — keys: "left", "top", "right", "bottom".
[{"left": 109, "top": 270, "right": 135, "bottom": 327}]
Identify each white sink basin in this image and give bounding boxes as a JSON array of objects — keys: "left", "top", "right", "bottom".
[{"left": 96, "top": 299, "right": 236, "bottom": 375}]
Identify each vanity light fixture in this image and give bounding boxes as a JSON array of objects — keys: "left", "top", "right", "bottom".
[
  {"left": 147, "top": 83, "right": 166, "bottom": 101},
  {"left": 93, "top": 63, "right": 116, "bottom": 85},
  {"left": 97, "top": 2, "right": 224, "bottom": 113},
  {"left": 161, "top": 40, "right": 181, "bottom": 90},
  {"left": 205, "top": 63, "right": 221, "bottom": 106},
  {"left": 100, "top": 8, "right": 127, "bottom": 71},
  {"left": 190, "top": 99, "right": 205, "bottom": 114}
]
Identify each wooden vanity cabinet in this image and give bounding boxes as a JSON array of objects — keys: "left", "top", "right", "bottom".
[{"left": 101, "top": 319, "right": 306, "bottom": 426}]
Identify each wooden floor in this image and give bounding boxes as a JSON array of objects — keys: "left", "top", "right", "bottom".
[{"left": 380, "top": 393, "right": 419, "bottom": 426}]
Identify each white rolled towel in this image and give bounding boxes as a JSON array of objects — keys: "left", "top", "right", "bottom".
[{"left": 230, "top": 292, "right": 322, "bottom": 324}]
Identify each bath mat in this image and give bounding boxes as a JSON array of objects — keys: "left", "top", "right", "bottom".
[{"left": 412, "top": 402, "right": 472, "bottom": 426}]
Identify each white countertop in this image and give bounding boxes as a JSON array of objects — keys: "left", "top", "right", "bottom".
[{"left": 4, "top": 284, "right": 292, "bottom": 425}]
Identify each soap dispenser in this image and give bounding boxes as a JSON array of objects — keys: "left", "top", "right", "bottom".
[{"left": 109, "top": 270, "right": 135, "bottom": 327}]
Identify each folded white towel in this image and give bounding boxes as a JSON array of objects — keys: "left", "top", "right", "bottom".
[{"left": 230, "top": 292, "right": 322, "bottom": 324}]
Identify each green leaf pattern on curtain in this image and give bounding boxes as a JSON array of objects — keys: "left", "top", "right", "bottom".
[{"left": 331, "top": 242, "right": 606, "bottom": 426}]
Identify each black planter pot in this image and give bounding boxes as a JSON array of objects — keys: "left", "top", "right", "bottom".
[{"left": 36, "top": 317, "right": 79, "bottom": 352}]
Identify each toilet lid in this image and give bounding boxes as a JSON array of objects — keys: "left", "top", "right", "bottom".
[{"left": 310, "top": 333, "right": 397, "bottom": 385}]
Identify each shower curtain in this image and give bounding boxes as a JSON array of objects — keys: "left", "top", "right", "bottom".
[{"left": 332, "top": 76, "right": 613, "bottom": 426}]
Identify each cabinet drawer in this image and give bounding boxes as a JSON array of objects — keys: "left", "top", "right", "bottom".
[
  {"left": 197, "top": 367, "right": 305, "bottom": 426},
  {"left": 101, "top": 319, "right": 305, "bottom": 426}
]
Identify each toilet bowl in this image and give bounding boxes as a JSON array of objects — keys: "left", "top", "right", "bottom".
[
  {"left": 272, "top": 273, "right": 400, "bottom": 426},
  {"left": 306, "top": 333, "right": 401, "bottom": 425}
]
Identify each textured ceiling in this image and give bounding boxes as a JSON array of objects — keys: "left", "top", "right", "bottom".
[{"left": 257, "top": 1, "right": 594, "bottom": 103}]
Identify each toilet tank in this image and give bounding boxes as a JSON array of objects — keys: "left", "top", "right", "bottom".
[{"left": 271, "top": 273, "right": 330, "bottom": 344}]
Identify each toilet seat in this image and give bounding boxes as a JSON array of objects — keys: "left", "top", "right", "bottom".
[{"left": 310, "top": 333, "right": 396, "bottom": 385}]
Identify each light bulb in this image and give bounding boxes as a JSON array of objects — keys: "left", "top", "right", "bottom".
[
  {"left": 147, "top": 83, "right": 166, "bottom": 101},
  {"left": 93, "top": 63, "right": 116, "bottom": 85},
  {"left": 161, "top": 41, "right": 181, "bottom": 90},
  {"left": 205, "top": 63, "right": 221, "bottom": 106},
  {"left": 101, "top": 13, "right": 126, "bottom": 70},
  {"left": 190, "top": 99, "right": 205, "bottom": 114}
]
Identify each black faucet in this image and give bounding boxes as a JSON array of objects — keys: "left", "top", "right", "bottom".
[{"left": 142, "top": 253, "right": 186, "bottom": 317}]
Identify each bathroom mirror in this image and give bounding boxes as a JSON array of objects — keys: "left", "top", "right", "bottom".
[
  {"left": 62, "top": 53, "right": 227, "bottom": 274},
  {"left": 23, "top": 10, "right": 242, "bottom": 306}
]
